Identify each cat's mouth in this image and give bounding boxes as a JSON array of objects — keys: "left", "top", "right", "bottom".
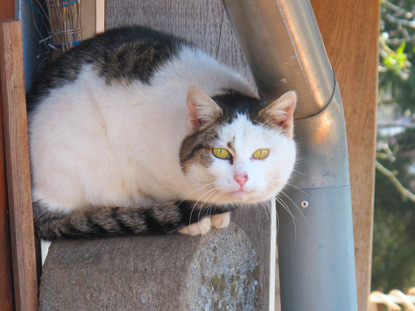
[
  {"left": 227, "top": 187, "right": 276, "bottom": 204},
  {"left": 229, "top": 189, "right": 252, "bottom": 201}
]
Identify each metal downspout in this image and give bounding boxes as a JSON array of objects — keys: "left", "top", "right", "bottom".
[{"left": 222, "top": 0, "right": 358, "bottom": 310}]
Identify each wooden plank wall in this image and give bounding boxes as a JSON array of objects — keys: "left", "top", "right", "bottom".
[
  {"left": 0, "top": 20, "right": 38, "bottom": 311},
  {"left": 0, "top": 3, "right": 16, "bottom": 311},
  {"left": 310, "top": 1, "right": 379, "bottom": 310}
]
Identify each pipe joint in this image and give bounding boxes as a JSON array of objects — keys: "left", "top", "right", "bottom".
[{"left": 295, "top": 70, "right": 337, "bottom": 121}]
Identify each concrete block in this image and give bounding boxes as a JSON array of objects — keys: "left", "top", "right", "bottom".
[{"left": 39, "top": 223, "right": 261, "bottom": 311}]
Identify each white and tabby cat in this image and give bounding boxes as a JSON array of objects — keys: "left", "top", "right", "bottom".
[{"left": 27, "top": 26, "right": 297, "bottom": 240}]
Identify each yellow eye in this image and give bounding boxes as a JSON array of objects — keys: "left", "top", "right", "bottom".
[
  {"left": 212, "top": 147, "right": 231, "bottom": 160},
  {"left": 252, "top": 149, "right": 269, "bottom": 160}
]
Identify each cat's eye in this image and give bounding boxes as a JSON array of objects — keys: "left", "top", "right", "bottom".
[
  {"left": 212, "top": 147, "right": 231, "bottom": 160},
  {"left": 252, "top": 149, "right": 269, "bottom": 160}
]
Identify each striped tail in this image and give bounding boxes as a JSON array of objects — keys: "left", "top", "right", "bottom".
[{"left": 33, "top": 200, "right": 236, "bottom": 240}]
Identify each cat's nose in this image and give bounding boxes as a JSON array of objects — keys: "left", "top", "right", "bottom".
[{"left": 234, "top": 173, "right": 248, "bottom": 187}]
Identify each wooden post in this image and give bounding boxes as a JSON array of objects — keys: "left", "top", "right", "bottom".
[
  {"left": 0, "top": 5, "right": 17, "bottom": 311},
  {"left": 310, "top": 1, "right": 379, "bottom": 310},
  {"left": 81, "top": 0, "right": 105, "bottom": 39},
  {"left": 0, "top": 95, "right": 14, "bottom": 311},
  {"left": 0, "top": 20, "right": 38, "bottom": 311}
]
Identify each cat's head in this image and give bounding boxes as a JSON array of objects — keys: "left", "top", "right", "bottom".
[{"left": 180, "top": 86, "right": 296, "bottom": 205}]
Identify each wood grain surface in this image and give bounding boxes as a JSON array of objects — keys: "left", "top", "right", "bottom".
[
  {"left": 0, "top": 92, "right": 14, "bottom": 311},
  {"left": 0, "top": 5, "right": 16, "bottom": 311},
  {"left": 81, "top": 0, "right": 106, "bottom": 40},
  {"left": 0, "top": 2, "right": 14, "bottom": 20},
  {"left": 310, "top": 1, "right": 379, "bottom": 310},
  {"left": 105, "top": 1, "right": 276, "bottom": 310},
  {"left": 0, "top": 20, "right": 38, "bottom": 311}
]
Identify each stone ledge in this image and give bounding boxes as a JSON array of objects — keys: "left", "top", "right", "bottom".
[{"left": 39, "top": 223, "right": 261, "bottom": 311}]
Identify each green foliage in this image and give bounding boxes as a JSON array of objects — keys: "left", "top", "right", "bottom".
[
  {"left": 372, "top": 129, "right": 415, "bottom": 291},
  {"left": 382, "top": 42, "right": 408, "bottom": 74},
  {"left": 379, "top": 0, "right": 415, "bottom": 113},
  {"left": 372, "top": 0, "right": 415, "bottom": 292}
]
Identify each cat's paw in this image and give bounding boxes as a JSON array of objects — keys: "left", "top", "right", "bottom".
[
  {"left": 211, "top": 212, "right": 230, "bottom": 229},
  {"left": 178, "top": 217, "right": 212, "bottom": 236}
]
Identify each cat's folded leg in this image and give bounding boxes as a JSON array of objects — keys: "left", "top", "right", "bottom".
[
  {"left": 177, "top": 212, "right": 231, "bottom": 235},
  {"left": 177, "top": 216, "right": 212, "bottom": 235},
  {"left": 211, "top": 212, "right": 230, "bottom": 229}
]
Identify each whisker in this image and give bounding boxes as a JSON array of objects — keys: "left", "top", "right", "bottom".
[
  {"left": 291, "top": 169, "right": 307, "bottom": 177},
  {"left": 279, "top": 190, "right": 312, "bottom": 230},
  {"left": 284, "top": 183, "right": 311, "bottom": 198},
  {"left": 207, "top": 189, "right": 225, "bottom": 219},
  {"left": 275, "top": 195, "right": 297, "bottom": 240},
  {"left": 178, "top": 182, "right": 217, "bottom": 204},
  {"left": 197, "top": 188, "right": 221, "bottom": 223},
  {"left": 189, "top": 187, "right": 218, "bottom": 226},
  {"left": 256, "top": 194, "right": 271, "bottom": 221},
  {"left": 276, "top": 206, "right": 280, "bottom": 235}
]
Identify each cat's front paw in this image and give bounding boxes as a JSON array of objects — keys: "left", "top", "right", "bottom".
[
  {"left": 178, "top": 216, "right": 212, "bottom": 236},
  {"left": 211, "top": 212, "right": 230, "bottom": 229}
]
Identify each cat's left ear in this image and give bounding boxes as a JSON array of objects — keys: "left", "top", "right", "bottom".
[
  {"left": 259, "top": 91, "right": 297, "bottom": 138},
  {"left": 186, "top": 86, "right": 222, "bottom": 133}
]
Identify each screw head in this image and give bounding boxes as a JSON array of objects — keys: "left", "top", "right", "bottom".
[{"left": 300, "top": 200, "right": 309, "bottom": 208}]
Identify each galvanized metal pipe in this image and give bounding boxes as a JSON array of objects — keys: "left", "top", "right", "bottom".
[{"left": 222, "top": 0, "right": 358, "bottom": 310}]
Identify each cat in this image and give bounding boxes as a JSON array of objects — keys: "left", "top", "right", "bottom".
[{"left": 27, "top": 26, "right": 297, "bottom": 240}]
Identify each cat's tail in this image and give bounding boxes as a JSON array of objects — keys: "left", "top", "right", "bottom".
[{"left": 33, "top": 200, "right": 234, "bottom": 240}]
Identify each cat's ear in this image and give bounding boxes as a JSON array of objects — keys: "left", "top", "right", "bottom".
[
  {"left": 259, "top": 91, "right": 297, "bottom": 138},
  {"left": 186, "top": 86, "right": 222, "bottom": 132}
]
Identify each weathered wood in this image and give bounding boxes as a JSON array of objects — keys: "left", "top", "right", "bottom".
[
  {"left": 0, "top": 20, "right": 38, "bottom": 311},
  {"left": 0, "top": 91, "right": 14, "bottom": 311},
  {"left": 0, "top": 5, "right": 16, "bottom": 311},
  {"left": 0, "top": 2, "right": 14, "bottom": 20},
  {"left": 106, "top": 1, "right": 275, "bottom": 310},
  {"left": 96, "top": 0, "right": 105, "bottom": 34},
  {"left": 81, "top": 0, "right": 105, "bottom": 40},
  {"left": 310, "top": 1, "right": 379, "bottom": 310}
]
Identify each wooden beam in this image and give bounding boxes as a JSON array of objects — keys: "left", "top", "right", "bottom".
[
  {"left": 0, "top": 92, "right": 14, "bottom": 311},
  {"left": 0, "top": 1, "right": 14, "bottom": 20},
  {"left": 310, "top": 1, "right": 379, "bottom": 310},
  {"left": 0, "top": 20, "right": 38, "bottom": 311},
  {"left": 96, "top": 0, "right": 105, "bottom": 33},
  {"left": 0, "top": 4, "right": 16, "bottom": 311},
  {"left": 81, "top": 0, "right": 105, "bottom": 40}
]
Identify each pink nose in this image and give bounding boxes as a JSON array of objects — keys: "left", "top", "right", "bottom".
[{"left": 234, "top": 173, "right": 248, "bottom": 187}]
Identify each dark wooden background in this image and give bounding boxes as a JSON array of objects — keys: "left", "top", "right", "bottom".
[{"left": 0, "top": 2, "right": 16, "bottom": 311}]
